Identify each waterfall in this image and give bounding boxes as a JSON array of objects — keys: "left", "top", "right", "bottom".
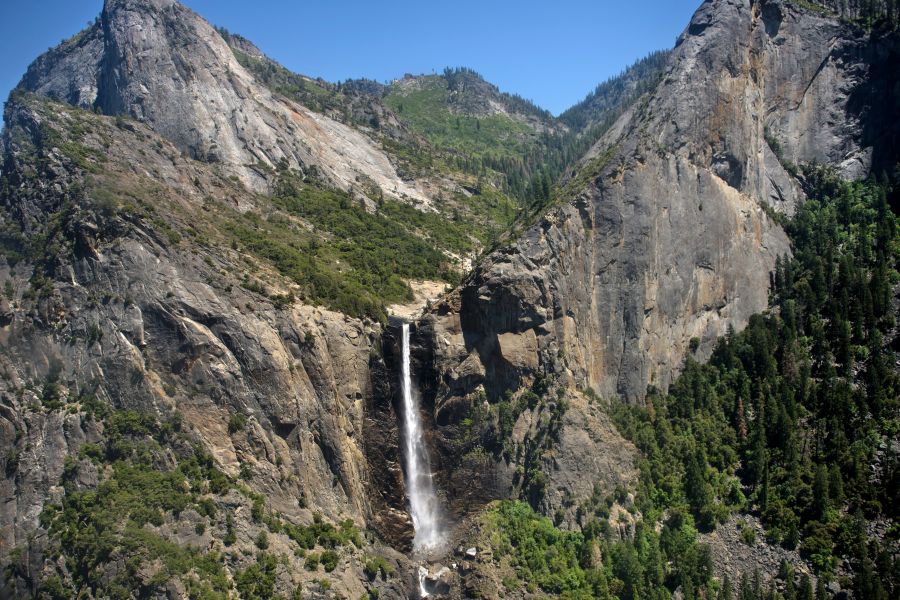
[{"left": 400, "top": 323, "right": 443, "bottom": 552}]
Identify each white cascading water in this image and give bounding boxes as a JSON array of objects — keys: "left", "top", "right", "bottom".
[{"left": 400, "top": 323, "right": 443, "bottom": 553}]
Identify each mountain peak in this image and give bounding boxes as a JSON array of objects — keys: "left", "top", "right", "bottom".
[
  {"left": 17, "top": 0, "right": 435, "bottom": 200},
  {"left": 102, "top": 0, "right": 178, "bottom": 14}
]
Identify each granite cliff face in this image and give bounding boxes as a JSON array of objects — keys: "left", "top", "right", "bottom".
[
  {"left": 426, "top": 0, "right": 894, "bottom": 413},
  {"left": 415, "top": 0, "right": 899, "bottom": 523},
  {"left": 20, "top": 0, "right": 432, "bottom": 205},
  {"left": 0, "top": 95, "right": 418, "bottom": 598}
]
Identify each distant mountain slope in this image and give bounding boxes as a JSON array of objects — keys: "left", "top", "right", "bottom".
[
  {"left": 18, "top": 0, "right": 430, "bottom": 205},
  {"left": 383, "top": 68, "right": 561, "bottom": 161},
  {"left": 381, "top": 63, "right": 677, "bottom": 222},
  {"left": 559, "top": 50, "right": 671, "bottom": 134}
]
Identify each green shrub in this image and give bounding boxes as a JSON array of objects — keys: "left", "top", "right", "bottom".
[
  {"left": 364, "top": 556, "right": 394, "bottom": 580},
  {"left": 196, "top": 497, "right": 217, "bottom": 519},
  {"left": 223, "top": 514, "right": 237, "bottom": 546},
  {"left": 251, "top": 495, "right": 265, "bottom": 522},
  {"left": 228, "top": 413, "right": 247, "bottom": 434},
  {"left": 235, "top": 553, "right": 278, "bottom": 600},
  {"left": 304, "top": 552, "right": 320, "bottom": 571},
  {"left": 485, "top": 501, "right": 589, "bottom": 595},
  {"left": 320, "top": 549, "right": 339, "bottom": 572}
]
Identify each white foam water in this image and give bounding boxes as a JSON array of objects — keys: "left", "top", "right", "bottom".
[{"left": 400, "top": 323, "right": 443, "bottom": 552}]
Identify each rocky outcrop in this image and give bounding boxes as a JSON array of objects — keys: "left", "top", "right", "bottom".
[
  {"left": 0, "top": 96, "right": 413, "bottom": 597},
  {"left": 426, "top": 0, "right": 895, "bottom": 418},
  {"left": 702, "top": 514, "right": 820, "bottom": 598},
  {"left": 20, "top": 0, "right": 432, "bottom": 203},
  {"left": 412, "top": 298, "right": 638, "bottom": 521}
]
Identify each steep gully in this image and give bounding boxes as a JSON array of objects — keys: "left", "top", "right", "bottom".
[{"left": 360, "top": 319, "right": 449, "bottom": 596}]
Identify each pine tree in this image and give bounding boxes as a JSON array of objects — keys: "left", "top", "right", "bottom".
[
  {"left": 752, "top": 570, "right": 763, "bottom": 600},
  {"left": 854, "top": 543, "right": 886, "bottom": 600},
  {"left": 827, "top": 464, "right": 844, "bottom": 505},
  {"left": 685, "top": 446, "right": 715, "bottom": 528},
  {"left": 736, "top": 396, "right": 748, "bottom": 442},
  {"left": 815, "top": 577, "right": 827, "bottom": 600},
  {"left": 740, "top": 573, "right": 753, "bottom": 600},
  {"left": 812, "top": 464, "right": 830, "bottom": 520},
  {"left": 836, "top": 319, "right": 853, "bottom": 375},
  {"left": 759, "top": 461, "right": 770, "bottom": 515},
  {"left": 785, "top": 573, "right": 797, "bottom": 600},
  {"left": 720, "top": 574, "right": 734, "bottom": 600},
  {"left": 751, "top": 398, "right": 768, "bottom": 487},
  {"left": 774, "top": 255, "right": 785, "bottom": 294},
  {"left": 798, "top": 574, "right": 814, "bottom": 600}
]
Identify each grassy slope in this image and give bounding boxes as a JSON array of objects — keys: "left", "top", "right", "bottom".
[
  {"left": 2, "top": 94, "right": 472, "bottom": 322},
  {"left": 383, "top": 76, "right": 536, "bottom": 161},
  {"left": 226, "top": 46, "right": 533, "bottom": 275}
]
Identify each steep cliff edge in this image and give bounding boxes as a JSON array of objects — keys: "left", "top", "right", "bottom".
[
  {"left": 419, "top": 0, "right": 899, "bottom": 524},
  {"left": 428, "top": 0, "right": 894, "bottom": 410}
]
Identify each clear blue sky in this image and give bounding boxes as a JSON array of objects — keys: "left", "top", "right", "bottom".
[{"left": 0, "top": 0, "right": 701, "bottom": 116}]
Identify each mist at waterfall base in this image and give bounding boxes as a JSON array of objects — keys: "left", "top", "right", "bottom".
[{"left": 399, "top": 323, "right": 445, "bottom": 553}]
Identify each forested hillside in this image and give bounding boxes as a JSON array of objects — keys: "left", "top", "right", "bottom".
[
  {"left": 612, "top": 169, "right": 899, "bottom": 598},
  {"left": 457, "top": 168, "right": 899, "bottom": 600},
  {"left": 558, "top": 51, "right": 671, "bottom": 133},
  {"left": 809, "top": 0, "right": 900, "bottom": 25},
  {"left": 382, "top": 59, "right": 672, "bottom": 223}
]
